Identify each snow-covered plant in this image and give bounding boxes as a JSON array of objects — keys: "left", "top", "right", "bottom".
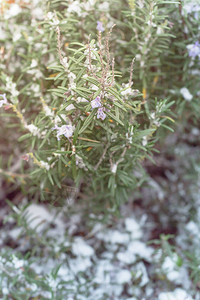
[
  {"left": 1, "top": 25, "right": 173, "bottom": 205},
  {"left": 0, "top": 0, "right": 176, "bottom": 205},
  {"left": 158, "top": 0, "right": 200, "bottom": 120},
  {"left": 115, "top": 0, "right": 177, "bottom": 99}
]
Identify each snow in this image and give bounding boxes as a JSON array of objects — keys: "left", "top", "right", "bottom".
[
  {"left": 2, "top": 287, "right": 9, "bottom": 295},
  {"left": 117, "top": 251, "right": 137, "bottom": 264},
  {"left": 0, "top": 182, "right": 198, "bottom": 300},
  {"left": 65, "top": 104, "right": 75, "bottom": 111},
  {"left": 94, "top": 259, "right": 114, "bottom": 284},
  {"left": 25, "top": 124, "right": 40, "bottom": 137},
  {"left": 135, "top": 262, "right": 149, "bottom": 286},
  {"left": 162, "top": 255, "right": 181, "bottom": 283},
  {"left": 71, "top": 237, "right": 95, "bottom": 257},
  {"left": 158, "top": 288, "right": 194, "bottom": 300},
  {"left": 116, "top": 269, "right": 132, "bottom": 284},
  {"left": 4, "top": 4, "right": 22, "bottom": 19},
  {"left": 8, "top": 227, "right": 22, "bottom": 240},
  {"left": 185, "top": 221, "right": 199, "bottom": 236},
  {"left": 180, "top": 87, "right": 193, "bottom": 101},
  {"left": 97, "top": 229, "right": 129, "bottom": 244},
  {"left": 23, "top": 204, "right": 64, "bottom": 233},
  {"left": 125, "top": 217, "right": 142, "bottom": 238},
  {"left": 12, "top": 255, "right": 24, "bottom": 269},
  {"left": 128, "top": 240, "right": 154, "bottom": 261},
  {"left": 0, "top": 197, "right": 198, "bottom": 299}
]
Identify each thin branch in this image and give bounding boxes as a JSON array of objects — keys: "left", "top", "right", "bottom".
[
  {"left": 0, "top": 168, "right": 29, "bottom": 179},
  {"left": 98, "top": 31, "right": 105, "bottom": 81},
  {"left": 105, "top": 24, "right": 116, "bottom": 78},
  {"left": 129, "top": 58, "right": 135, "bottom": 87},
  {"left": 88, "top": 35, "right": 98, "bottom": 79},
  {"left": 111, "top": 57, "right": 115, "bottom": 86},
  {"left": 116, "top": 146, "right": 128, "bottom": 165},
  {"left": 110, "top": 145, "right": 129, "bottom": 173},
  {"left": 94, "top": 143, "right": 109, "bottom": 171},
  {"left": 56, "top": 26, "right": 63, "bottom": 64}
]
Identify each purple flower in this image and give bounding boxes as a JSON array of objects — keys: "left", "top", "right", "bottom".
[
  {"left": 0, "top": 93, "right": 8, "bottom": 108},
  {"left": 91, "top": 96, "right": 101, "bottom": 109},
  {"left": 188, "top": 41, "right": 200, "bottom": 58},
  {"left": 53, "top": 124, "right": 74, "bottom": 140},
  {"left": 97, "top": 21, "right": 105, "bottom": 32},
  {"left": 97, "top": 107, "right": 106, "bottom": 120},
  {"left": 90, "top": 96, "right": 106, "bottom": 120}
]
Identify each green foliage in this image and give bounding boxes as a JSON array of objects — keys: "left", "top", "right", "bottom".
[
  {"left": 164, "top": 0, "right": 200, "bottom": 121},
  {"left": 0, "top": 0, "right": 174, "bottom": 206}
]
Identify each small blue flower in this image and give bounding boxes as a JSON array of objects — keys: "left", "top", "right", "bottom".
[
  {"left": 91, "top": 96, "right": 101, "bottom": 109},
  {"left": 90, "top": 96, "right": 106, "bottom": 120},
  {"left": 188, "top": 41, "right": 200, "bottom": 58},
  {"left": 97, "top": 107, "right": 106, "bottom": 120},
  {"left": 97, "top": 21, "right": 105, "bottom": 32},
  {"left": 53, "top": 124, "right": 74, "bottom": 140},
  {"left": 0, "top": 93, "right": 8, "bottom": 108}
]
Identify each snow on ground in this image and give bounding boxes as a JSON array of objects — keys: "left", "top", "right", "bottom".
[
  {"left": 0, "top": 193, "right": 199, "bottom": 299},
  {"left": 0, "top": 124, "right": 200, "bottom": 298}
]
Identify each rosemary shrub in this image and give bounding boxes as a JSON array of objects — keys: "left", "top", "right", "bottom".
[{"left": 0, "top": 0, "right": 174, "bottom": 205}]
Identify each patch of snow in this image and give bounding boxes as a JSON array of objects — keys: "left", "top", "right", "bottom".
[
  {"left": 94, "top": 259, "right": 114, "bottom": 284},
  {"left": 12, "top": 255, "right": 24, "bottom": 269},
  {"left": 2, "top": 287, "right": 9, "bottom": 295},
  {"left": 162, "top": 255, "right": 181, "bottom": 283},
  {"left": 8, "top": 227, "right": 22, "bottom": 240},
  {"left": 117, "top": 251, "right": 137, "bottom": 264},
  {"left": 158, "top": 288, "right": 194, "bottom": 300},
  {"left": 116, "top": 269, "right": 132, "bottom": 284},
  {"left": 72, "top": 237, "right": 94, "bottom": 257},
  {"left": 135, "top": 262, "right": 149, "bottom": 286},
  {"left": 180, "top": 87, "right": 193, "bottom": 101},
  {"left": 128, "top": 240, "right": 154, "bottom": 261},
  {"left": 186, "top": 221, "right": 199, "bottom": 236},
  {"left": 97, "top": 230, "right": 129, "bottom": 244},
  {"left": 23, "top": 204, "right": 54, "bottom": 232},
  {"left": 4, "top": 4, "right": 22, "bottom": 19},
  {"left": 125, "top": 218, "right": 142, "bottom": 239},
  {"left": 65, "top": 104, "right": 75, "bottom": 111},
  {"left": 70, "top": 256, "right": 92, "bottom": 273}
]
